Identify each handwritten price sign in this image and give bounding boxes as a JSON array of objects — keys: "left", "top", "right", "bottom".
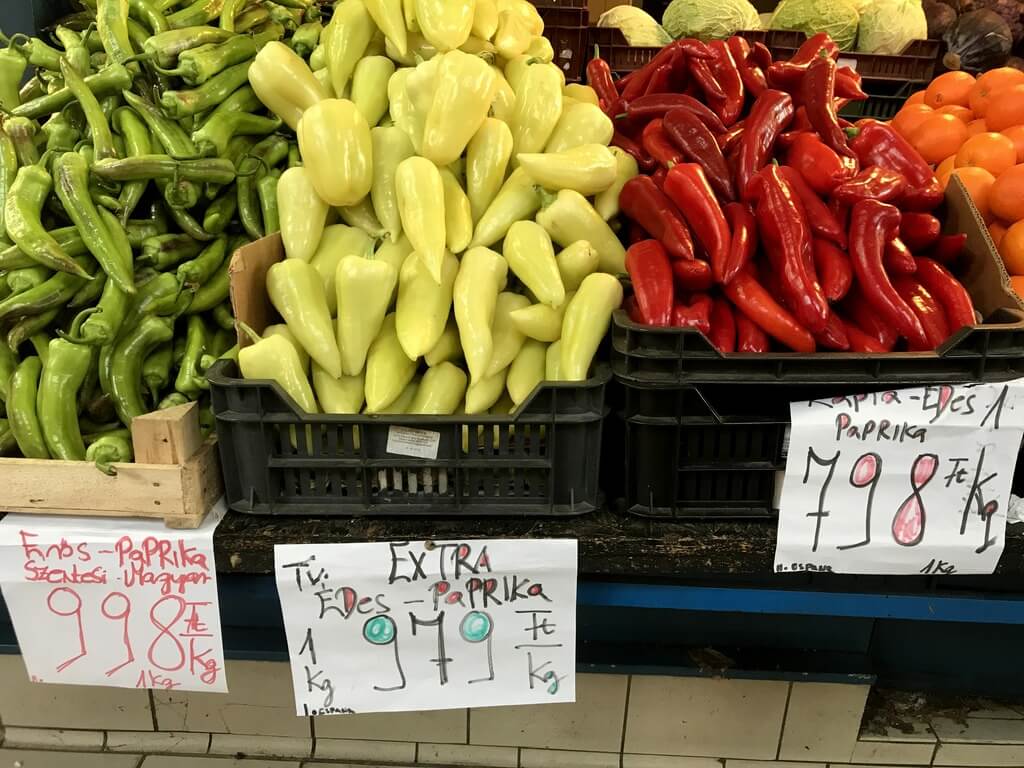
[
  {"left": 775, "top": 381, "right": 1024, "bottom": 575},
  {"left": 0, "top": 504, "right": 227, "bottom": 692},
  {"left": 274, "top": 539, "right": 577, "bottom": 715}
]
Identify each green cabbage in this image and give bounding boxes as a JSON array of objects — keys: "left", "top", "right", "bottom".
[
  {"left": 856, "top": 0, "right": 927, "bottom": 53},
  {"left": 769, "top": 0, "right": 860, "bottom": 50},
  {"left": 597, "top": 6, "right": 673, "bottom": 46},
  {"left": 662, "top": 0, "right": 761, "bottom": 40}
]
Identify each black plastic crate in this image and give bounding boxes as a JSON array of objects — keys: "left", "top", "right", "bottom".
[
  {"left": 588, "top": 26, "right": 660, "bottom": 75},
  {"left": 537, "top": 1, "right": 588, "bottom": 82},
  {"left": 208, "top": 360, "right": 609, "bottom": 517}
]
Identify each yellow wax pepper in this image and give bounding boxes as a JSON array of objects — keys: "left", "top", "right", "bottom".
[
  {"left": 459, "top": 35, "right": 497, "bottom": 57},
  {"left": 503, "top": 221, "right": 564, "bottom": 307},
  {"left": 493, "top": 9, "right": 532, "bottom": 59},
  {"left": 472, "top": 0, "right": 499, "bottom": 39},
  {"left": 556, "top": 241, "right": 599, "bottom": 291},
  {"left": 250, "top": 41, "right": 329, "bottom": 130},
  {"left": 267, "top": 259, "right": 343, "bottom": 379},
  {"left": 324, "top": 0, "right": 376, "bottom": 97},
  {"left": 454, "top": 246, "right": 508, "bottom": 383},
  {"left": 409, "top": 362, "right": 468, "bottom": 414},
  {"left": 560, "top": 273, "right": 622, "bottom": 381},
  {"left": 486, "top": 291, "right": 530, "bottom": 377},
  {"left": 396, "top": 249, "right": 459, "bottom": 359},
  {"left": 382, "top": 377, "right": 420, "bottom": 413},
  {"left": 544, "top": 102, "right": 614, "bottom": 153},
  {"left": 517, "top": 144, "right": 617, "bottom": 196},
  {"left": 309, "top": 224, "right": 374, "bottom": 314},
  {"left": 364, "top": 0, "right": 408, "bottom": 57},
  {"left": 536, "top": 189, "right": 626, "bottom": 275},
  {"left": 386, "top": 31, "right": 438, "bottom": 66},
  {"left": 374, "top": 235, "right": 415, "bottom": 306},
  {"left": 416, "top": 0, "right": 475, "bottom": 52},
  {"left": 425, "top": 317, "right": 462, "bottom": 366},
  {"left": 395, "top": 156, "right": 446, "bottom": 283},
  {"left": 466, "top": 117, "right": 513, "bottom": 224},
  {"left": 336, "top": 254, "right": 398, "bottom": 376},
  {"left": 594, "top": 147, "right": 640, "bottom": 221},
  {"left": 526, "top": 35, "right": 553, "bottom": 62},
  {"left": 508, "top": 292, "right": 573, "bottom": 342},
  {"left": 313, "top": 364, "right": 365, "bottom": 414},
  {"left": 440, "top": 170, "right": 473, "bottom": 254},
  {"left": 239, "top": 328, "right": 317, "bottom": 413},
  {"left": 507, "top": 338, "right": 546, "bottom": 405},
  {"left": 277, "top": 166, "right": 329, "bottom": 263},
  {"left": 351, "top": 56, "right": 395, "bottom": 127},
  {"left": 366, "top": 27, "right": 389, "bottom": 57},
  {"left": 464, "top": 367, "right": 507, "bottom": 414},
  {"left": 498, "top": 0, "right": 544, "bottom": 34},
  {"left": 545, "top": 339, "right": 561, "bottom": 380},
  {"left": 563, "top": 83, "right": 599, "bottom": 106},
  {"left": 489, "top": 67, "right": 516, "bottom": 123},
  {"left": 297, "top": 99, "right": 372, "bottom": 207},
  {"left": 510, "top": 61, "right": 563, "bottom": 157},
  {"left": 403, "top": 0, "right": 416, "bottom": 27},
  {"left": 504, "top": 54, "right": 534, "bottom": 92},
  {"left": 365, "top": 313, "right": 416, "bottom": 413},
  {"left": 469, "top": 167, "right": 540, "bottom": 248},
  {"left": 263, "top": 323, "right": 309, "bottom": 373},
  {"left": 339, "top": 197, "right": 387, "bottom": 239},
  {"left": 422, "top": 50, "right": 495, "bottom": 167},
  {"left": 370, "top": 126, "right": 415, "bottom": 243}
]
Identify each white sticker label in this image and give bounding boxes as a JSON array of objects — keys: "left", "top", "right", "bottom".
[
  {"left": 386, "top": 426, "right": 441, "bottom": 460},
  {"left": 837, "top": 57, "right": 857, "bottom": 71}
]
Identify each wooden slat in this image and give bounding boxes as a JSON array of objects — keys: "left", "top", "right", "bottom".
[{"left": 132, "top": 402, "right": 202, "bottom": 464}]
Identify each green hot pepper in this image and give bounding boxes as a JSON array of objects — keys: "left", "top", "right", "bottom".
[
  {"left": 0, "top": 341, "right": 17, "bottom": 401},
  {"left": 128, "top": 0, "right": 170, "bottom": 34},
  {"left": 69, "top": 268, "right": 107, "bottom": 308},
  {"left": 112, "top": 107, "right": 152, "bottom": 222},
  {"left": 185, "top": 238, "right": 237, "bottom": 312},
  {"left": 110, "top": 314, "right": 174, "bottom": 426},
  {"left": 143, "top": 26, "right": 234, "bottom": 68},
  {"left": 162, "top": 35, "right": 259, "bottom": 84},
  {"left": 6, "top": 165, "right": 92, "bottom": 277},
  {"left": 158, "top": 391, "right": 190, "bottom": 409},
  {"left": 14, "top": 63, "right": 132, "bottom": 120},
  {"left": 192, "top": 112, "right": 281, "bottom": 157},
  {"left": 8, "top": 356, "right": 48, "bottom": 458},
  {"left": 13, "top": 36, "right": 63, "bottom": 72},
  {"left": 92, "top": 154, "right": 238, "bottom": 184},
  {"left": 87, "top": 433, "right": 133, "bottom": 474},
  {"left": 4, "top": 118, "right": 40, "bottom": 167},
  {"left": 175, "top": 314, "right": 209, "bottom": 395},
  {"left": 211, "top": 301, "right": 234, "bottom": 331},
  {"left": 168, "top": 0, "right": 230, "bottom": 29},
  {"left": 7, "top": 266, "right": 50, "bottom": 295},
  {"left": 257, "top": 169, "right": 280, "bottom": 234},
  {"left": 159, "top": 61, "right": 251, "bottom": 118},
  {"left": 38, "top": 338, "right": 93, "bottom": 460},
  {"left": 202, "top": 188, "right": 237, "bottom": 234},
  {"left": 237, "top": 134, "right": 288, "bottom": 239},
  {"left": 41, "top": 112, "right": 81, "bottom": 153},
  {"left": 0, "top": 132, "right": 15, "bottom": 244},
  {"left": 142, "top": 341, "right": 173, "bottom": 401},
  {"left": 54, "top": 26, "right": 90, "bottom": 76},
  {"left": 7, "top": 309, "right": 59, "bottom": 354},
  {"left": 97, "top": 0, "right": 136, "bottom": 66},
  {"left": 139, "top": 233, "right": 204, "bottom": 269},
  {"left": 62, "top": 209, "right": 132, "bottom": 346},
  {"left": 177, "top": 235, "right": 226, "bottom": 288},
  {"left": 0, "top": 43, "right": 27, "bottom": 112},
  {"left": 0, "top": 257, "right": 91, "bottom": 324},
  {"left": 60, "top": 59, "right": 117, "bottom": 161}
]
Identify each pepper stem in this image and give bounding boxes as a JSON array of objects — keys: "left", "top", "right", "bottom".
[
  {"left": 57, "top": 306, "right": 101, "bottom": 343},
  {"left": 236, "top": 320, "right": 263, "bottom": 345}
]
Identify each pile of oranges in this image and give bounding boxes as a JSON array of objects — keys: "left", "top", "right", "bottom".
[{"left": 891, "top": 67, "right": 1024, "bottom": 297}]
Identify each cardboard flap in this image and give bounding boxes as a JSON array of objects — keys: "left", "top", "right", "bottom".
[{"left": 229, "top": 233, "right": 283, "bottom": 348}]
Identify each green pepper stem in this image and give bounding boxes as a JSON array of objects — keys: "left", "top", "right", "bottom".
[
  {"left": 236, "top": 320, "right": 262, "bottom": 345},
  {"left": 58, "top": 306, "right": 102, "bottom": 343}
]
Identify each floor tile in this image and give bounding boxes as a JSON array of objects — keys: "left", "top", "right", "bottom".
[
  {"left": 933, "top": 742, "right": 1024, "bottom": 766},
  {"left": 314, "top": 737, "right": 416, "bottom": 763},
  {"left": 859, "top": 724, "right": 935, "bottom": 744},
  {"left": 140, "top": 758, "right": 299, "bottom": 767},
  {"left": 0, "top": 750, "right": 140, "bottom": 768},
  {"left": 727, "top": 761, "right": 825, "bottom": 768},
  {"left": 779, "top": 683, "right": 869, "bottom": 762},
  {"left": 417, "top": 742, "right": 518, "bottom": 767},
  {"left": 622, "top": 756, "right": 723, "bottom": 768},
  {"left": 519, "top": 747, "right": 620, "bottom": 768},
  {"left": 313, "top": 708, "right": 466, "bottom": 744},
  {"left": 967, "top": 704, "right": 1023, "bottom": 720},
  {"left": 930, "top": 716, "right": 1024, "bottom": 744},
  {"left": 850, "top": 738, "right": 936, "bottom": 764},
  {"left": 208, "top": 734, "right": 311, "bottom": 758},
  {"left": 0, "top": 727, "right": 103, "bottom": 751},
  {"left": 106, "top": 731, "right": 210, "bottom": 754}
]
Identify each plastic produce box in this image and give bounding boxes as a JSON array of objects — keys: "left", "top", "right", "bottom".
[
  {"left": 208, "top": 235, "right": 609, "bottom": 518},
  {"left": 587, "top": 26, "right": 660, "bottom": 75},
  {"left": 537, "top": 0, "right": 589, "bottom": 83}
]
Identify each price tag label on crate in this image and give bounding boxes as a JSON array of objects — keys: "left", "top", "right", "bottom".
[
  {"left": 0, "top": 503, "right": 228, "bottom": 692},
  {"left": 274, "top": 539, "right": 577, "bottom": 714},
  {"left": 775, "top": 381, "right": 1024, "bottom": 575}
]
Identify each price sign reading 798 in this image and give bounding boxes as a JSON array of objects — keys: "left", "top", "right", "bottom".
[
  {"left": 775, "top": 381, "right": 1024, "bottom": 575},
  {"left": 274, "top": 539, "right": 577, "bottom": 715}
]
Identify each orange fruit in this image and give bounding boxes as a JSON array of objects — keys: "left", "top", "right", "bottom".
[
  {"left": 1000, "top": 220, "right": 1024, "bottom": 275},
  {"left": 925, "top": 71, "right": 976, "bottom": 108},
  {"left": 891, "top": 104, "right": 933, "bottom": 137},
  {"left": 909, "top": 112, "right": 970, "bottom": 164},
  {"left": 1011, "top": 275, "right": 1024, "bottom": 296},
  {"left": 989, "top": 163, "right": 1024, "bottom": 222},
  {"left": 969, "top": 67, "right": 1024, "bottom": 117},
  {"left": 936, "top": 154, "right": 957, "bottom": 188},
  {"left": 989, "top": 220, "right": 1009, "bottom": 249},
  {"left": 907, "top": 90, "right": 927, "bottom": 105},
  {"left": 954, "top": 131, "right": 1018, "bottom": 176},
  {"left": 967, "top": 118, "right": 989, "bottom": 136},
  {"left": 984, "top": 84, "right": 1024, "bottom": 131},
  {"left": 951, "top": 166, "right": 996, "bottom": 221},
  {"left": 1001, "top": 125, "right": 1024, "bottom": 162},
  {"left": 937, "top": 105, "right": 974, "bottom": 122}
]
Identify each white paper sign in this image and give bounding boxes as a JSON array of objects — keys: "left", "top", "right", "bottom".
[
  {"left": 386, "top": 426, "right": 441, "bottom": 459},
  {"left": 0, "top": 502, "right": 228, "bottom": 692},
  {"left": 775, "top": 382, "right": 1024, "bottom": 575},
  {"left": 275, "top": 539, "right": 577, "bottom": 715}
]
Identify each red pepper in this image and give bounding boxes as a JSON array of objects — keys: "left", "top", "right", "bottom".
[
  {"left": 832, "top": 166, "right": 907, "bottom": 205},
  {"left": 790, "top": 32, "right": 840, "bottom": 65},
  {"left": 802, "top": 54, "right": 851, "bottom": 158},
  {"left": 612, "top": 129, "right": 656, "bottom": 172},
  {"left": 726, "top": 36, "right": 766, "bottom": 97},
  {"left": 787, "top": 132, "right": 858, "bottom": 195},
  {"left": 899, "top": 213, "right": 942, "bottom": 252},
  {"left": 723, "top": 202, "right": 756, "bottom": 283},
  {"left": 842, "top": 318, "right": 888, "bottom": 352},
  {"left": 717, "top": 121, "right": 745, "bottom": 154},
  {"left": 747, "top": 41, "right": 772, "bottom": 70},
  {"left": 790, "top": 106, "right": 813, "bottom": 132},
  {"left": 844, "top": 285, "right": 898, "bottom": 350},
  {"left": 736, "top": 89, "right": 794, "bottom": 200},
  {"left": 778, "top": 165, "right": 846, "bottom": 248},
  {"left": 848, "top": 120, "right": 943, "bottom": 211},
  {"left": 587, "top": 57, "right": 621, "bottom": 118},
  {"left": 707, "top": 40, "right": 745, "bottom": 127},
  {"left": 829, "top": 197, "right": 849, "bottom": 233},
  {"left": 651, "top": 166, "right": 667, "bottom": 189},
  {"left": 724, "top": 269, "right": 816, "bottom": 352},
  {"left": 672, "top": 293, "right": 713, "bottom": 334},
  {"left": 835, "top": 68, "right": 867, "bottom": 100},
  {"left": 914, "top": 257, "right": 976, "bottom": 332},
  {"left": 663, "top": 164, "right": 732, "bottom": 284},
  {"left": 849, "top": 199, "right": 929, "bottom": 349},
  {"left": 735, "top": 309, "right": 770, "bottom": 351},
  {"left": 663, "top": 108, "right": 735, "bottom": 201},
  {"left": 894, "top": 276, "right": 950, "bottom": 350},
  {"left": 628, "top": 221, "right": 649, "bottom": 245},
  {"left": 812, "top": 238, "right": 852, "bottom": 302},
  {"left": 624, "top": 295, "right": 643, "bottom": 323},
  {"left": 709, "top": 297, "right": 736, "bottom": 352},
  {"left": 814, "top": 309, "right": 851, "bottom": 350},
  {"left": 677, "top": 39, "right": 714, "bottom": 59},
  {"left": 644, "top": 61, "right": 675, "bottom": 96},
  {"left": 619, "top": 41, "right": 688, "bottom": 101},
  {"left": 625, "top": 240, "right": 674, "bottom": 326},
  {"left": 765, "top": 61, "right": 808, "bottom": 94},
  {"left": 672, "top": 257, "right": 714, "bottom": 291},
  {"left": 689, "top": 57, "right": 726, "bottom": 104},
  {"left": 642, "top": 119, "right": 684, "bottom": 168},
  {"left": 885, "top": 237, "right": 917, "bottom": 275},
  {"left": 747, "top": 165, "right": 829, "bottom": 333},
  {"left": 927, "top": 233, "right": 967, "bottom": 265},
  {"left": 621, "top": 93, "right": 726, "bottom": 133},
  {"left": 620, "top": 176, "right": 695, "bottom": 262}
]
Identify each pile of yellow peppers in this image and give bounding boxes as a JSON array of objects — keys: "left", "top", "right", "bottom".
[{"left": 242, "top": 0, "right": 635, "bottom": 416}]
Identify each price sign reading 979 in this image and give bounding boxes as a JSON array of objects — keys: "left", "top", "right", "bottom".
[
  {"left": 775, "top": 381, "right": 1024, "bottom": 575},
  {"left": 274, "top": 539, "right": 577, "bottom": 715}
]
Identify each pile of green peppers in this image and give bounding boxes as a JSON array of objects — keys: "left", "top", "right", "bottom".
[{"left": 0, "top": 0, "right": 313, "bottom": 472}]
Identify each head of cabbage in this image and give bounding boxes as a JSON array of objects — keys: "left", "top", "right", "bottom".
[
  {"left": 662, "top": 0, "right": 761, "bottom": 40},
  {"left": 769, "top": 0, "right": 860, "bottom": 50},
  {"left": 856, "top": 0, "right": 927, "bottom": 54}
]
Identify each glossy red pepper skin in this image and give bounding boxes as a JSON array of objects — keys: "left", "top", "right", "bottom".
[
  {"left": 747, "top": 165, "right": 828, "bottom": 333},
  {"left": 835, "top": 68, "right": 867, "bottom": 100},
  {"left": 802, "top": 55, "right": 851, "bottom": 158},
  {"left": 737, "top": 89, "right": 794, "bottom": 200},
  {"left": 899, "top": 212, "right": 942, "bottom": 252},
  {"left": 765, "top": 61, "right": 809, "bottom": 93},
  {"left": 885, "top": 237, "right": 917, "bottom": 275},
  {"left": 621, "top": 93, "right": 727, "bottom": 133},
  {"left": 625, "top": 240, "right": 674, "bottom": 326},
  {"left": 812, "top": 238, "right": 852, "bottom": 302},
  {"left": 914, "top": 257, "right": 976, "bottom": 332},
  {"left": 642, "top": 119, "right": 684, "bottom": 168},
  {"left": 709, "top": 296, "right": 736, "bottom": 352},
  {"left": 628, "top": 222, "right": 649, "bottom": 245},
  {"left": 620, "top": 176, "right": 695, "bottom": 262},
  {"left": 849, "top": 199, "right": 929, "bottom": 349},
  {"left": 644, "top": 61, "right": 675, "bottom": 96},
  {"left": 894, "top": 276, "right": 950, "bottom": 350},
  {"left": 843, "top": 318, "right": 888, "bottom": 352},
  {"left": 849, "top": 120, "right": 943, "bottom": 211},
  {"left": 612, "top": 130, "right": 656, "bottom": 172},
  {"left": 707, "top": 40, "right": 744, "bottom": 127},
  {"left": 663, "top": 163, "right": 732, "bottom": 284},
  {"left": 672, "top": 293, "right": 713, "bottom": 334},
  {"left": 724, "top": 269, "right": 816, "bottom": 352},
  {"left": 651, "top": 166, "right": 667, "bottom": 189},
  {"left": 689, "top": 57, "right": 726, "bottom": 105},
  {"left": 832, "top": 166, "right": 906, "bottom": 205},
  {"left": 624, "top": 295, "right": 643, "bottom": 323},
  {"left": 723, "top": 202, "right": 756, "bottom": 284},
  {"left": 663, "top": 108, "right": 735, "bottom": 201},
  {"left": 814, "top": 310, "right": 851, "bottom": 350},
  {"left": 928, "top": 233, "right": 967, "bottom": 265},
  {"left": 790, "top": 32, "right": 840, "bottom": 65},
  {"left": 726, "top": 36, "right": 767, "bottom": 97},
  {"left": 672, "top": 257, "right": 714, "bottom": 291},
  {"left": 735, "top": 310, "right": 770, "bottom": 351},
  {"left": 717, "top": 121, "right": 745, "bottom": 154},
  {"left": 587, "top": 57, "right": 621, "bottom": 118},
  {"left": 844, "top": 285, "right": 898, "bottom": 350},
  {"left": 787, "top": 132, "right": 858, "bottom": 196},
  {"left": 748, "top": 41, "right": 773, "bottom": 70},
  {"left": 778, "top": 165, "right": 846, "bottom": 248}
]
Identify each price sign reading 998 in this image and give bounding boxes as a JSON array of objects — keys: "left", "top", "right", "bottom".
[
  {"left": 775, "top": 381, "right": 1024, "bottom": 575},
  {"left": 0, "top": 506, "right": 227, "bottom": 692},
  {"left": 274, "top": 539, "right": 577, "bottom": 715}
]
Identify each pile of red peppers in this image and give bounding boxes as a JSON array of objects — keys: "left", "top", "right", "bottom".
[{"left": 590, "top": 32, "right": 979, "bottom": 353}]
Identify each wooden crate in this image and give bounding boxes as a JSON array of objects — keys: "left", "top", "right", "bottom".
[{"left": 0, "top": 402, "right": 222, "bottom": 529}]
